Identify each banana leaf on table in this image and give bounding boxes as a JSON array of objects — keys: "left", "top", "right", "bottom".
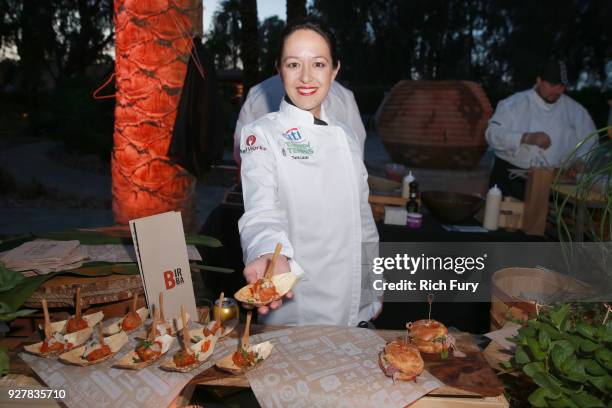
[
  {"left": 0, "top": 230, "right": 222, "bottom": 250},
  {"left": 0, "top": 228, "right": 224, "bottom": 323}
]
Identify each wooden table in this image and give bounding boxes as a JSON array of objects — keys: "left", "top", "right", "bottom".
[
  {"left": 189, "top": 325, "right": 508, "bottom": 407},
  {"left": 9, "top": 325, "right": 508, "bottom": 408}
]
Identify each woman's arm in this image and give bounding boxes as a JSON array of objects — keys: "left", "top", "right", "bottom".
[{"left": 237, "top": 124, "right": 295, "bottom": 313}]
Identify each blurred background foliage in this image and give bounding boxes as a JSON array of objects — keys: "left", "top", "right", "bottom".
[{"left": 0, "top": 0, "right": 610, "bottom": 158}]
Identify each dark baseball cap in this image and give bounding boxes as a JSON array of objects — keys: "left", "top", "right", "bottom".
[{"left": 539, "top": 60, "right": 569, "bottom": 86}]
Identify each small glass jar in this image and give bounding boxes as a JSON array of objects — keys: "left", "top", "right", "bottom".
[{"left": 213, "top": 297, "right": 239, "bottom": 322}]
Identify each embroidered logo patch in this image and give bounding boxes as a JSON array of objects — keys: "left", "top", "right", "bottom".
[
  {"left": 240, "top": 134, "right": 266, "bottom": 154},
  {"left": 283, "top": 127, "right": 304, "bottom": 142},
  {"left": 281, "top": 127, "right": 314, "bottom": 159}
]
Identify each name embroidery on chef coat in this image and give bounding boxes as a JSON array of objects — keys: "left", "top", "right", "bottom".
[{"left": 281, "top": 127, "right": 314, "bottom": 160}]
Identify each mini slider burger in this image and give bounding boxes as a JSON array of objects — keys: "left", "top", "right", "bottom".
[
  {"left": 24, "top": 299, "right": 93, "bottom": 358},
  {"left": 407, "top": 319, "right": 455, "bottom": 357},
  {"left": 379, "top": 340, "right": 424, "bottom": 382}
]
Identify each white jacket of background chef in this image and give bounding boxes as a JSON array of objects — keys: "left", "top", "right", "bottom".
[
  {"left": 486, "top": 89, "right": 597, "bottom": 168},
  {"left": 238, "top": 98, "right": 381, "bottom": 326},
  {"left": 234, "top": 75, "right": 367, "bottom": 164}
]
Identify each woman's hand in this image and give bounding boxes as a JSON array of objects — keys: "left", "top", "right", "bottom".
[{"left": 243, "top": 253, "right": 293, "bottom": 315}]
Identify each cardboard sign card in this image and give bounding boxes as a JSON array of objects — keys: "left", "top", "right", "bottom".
[{"left": 129, "top": 211, "right": 197, "bottom": 323}]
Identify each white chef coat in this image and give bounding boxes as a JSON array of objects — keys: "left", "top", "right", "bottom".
[
  {"left": 485, "top": 88, "right": 597, "bottom": 168},
  {"left": 233, "top": 75, "right": 367, "bottom": 164},
  {"left": 238, "top": 98, "right": 380, "bottom": 326}
]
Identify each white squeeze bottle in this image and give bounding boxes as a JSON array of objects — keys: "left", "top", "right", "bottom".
[
  {"left": 483, "top": 185, "right": 502, "bottom": 230},
  {"left": 401, "top": 171, "right": 415, "bottom": 199}
]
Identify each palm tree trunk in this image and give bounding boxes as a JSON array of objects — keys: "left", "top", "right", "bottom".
[
  {"left": 112, "top": 0, "right": 202, "bottom": 230},
  {"left": 286, "top": 0, "right": 307, "bottom": 22},
  {"left": 239, "top": 0, "right": 260, "bottom": 95}
]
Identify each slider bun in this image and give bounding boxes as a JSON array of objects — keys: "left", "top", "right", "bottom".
[
  {"left": 379, "top": 340, "right": 424, "bottom": 381},
  {"left": 407, "top": 319, "right": 448, "bottom": 342}
]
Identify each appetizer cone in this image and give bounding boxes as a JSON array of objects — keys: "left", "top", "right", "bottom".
[
  {"left": 215, "top": 311, "right": 273, "bottom": 375},
  {"left": 234, "top": 272, "right": 297, "bottom": 307},
  {"left": 103, "top": 294, "right": 148, "bottom": 335},
  {"left": 215, "top": 341, "right": 274, "bottom": 375},
  {"left": 65, "top": 287, "right": 88, "bottom": 333},
  {"left": 25, "top": 299, "right": 93, "bottom": 358},
  {"left": 189, "top": 317, "right": 237, "bottom": 341},
  {"left": 133, "top": 293, "right": 192, "bottom": 340},
  {"left": 25, "top": 330, "right": 93, "bottom": 358},
  {"left": 59, "top": 330, "right": 128, "bottom": 366},
  {"left": 47, "top": 311, "right": 104, "bottom": 335},
  {"left": 160, "top": 306, "right": 220, "bottom": 372},
  {"left": 113, "top": 306, "right": 173, "bottom": 370}
]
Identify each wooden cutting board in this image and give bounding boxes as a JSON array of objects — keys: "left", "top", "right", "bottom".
[{"left": 418, "top": 331, "right": 505, "bottom": 397}]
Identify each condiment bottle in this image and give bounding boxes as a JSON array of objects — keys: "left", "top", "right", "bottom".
[
  {"left": 405, "top": 182, "right": 419, "bottom": 214},
  {"left": 401, "top": 171, "right": 415, "bottom": 199},
  {"left": 483, "top": 185, "right": 502, "bottom": 230}
]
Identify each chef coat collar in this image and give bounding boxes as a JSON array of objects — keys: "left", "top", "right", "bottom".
[
  {"left": 281, "top": 95, "right": 329, "bottom": 125},
  {"left": 530, "top": 87, "right": 557, "bottom": 112}
]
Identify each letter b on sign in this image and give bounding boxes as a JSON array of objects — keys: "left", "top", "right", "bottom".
[{"left": 163, "top": 270, "right": 175, "bottom": 289}]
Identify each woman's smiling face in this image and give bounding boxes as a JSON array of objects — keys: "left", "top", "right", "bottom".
[{"left": 279, "top": 29, "right": 340, "bottom": 119}]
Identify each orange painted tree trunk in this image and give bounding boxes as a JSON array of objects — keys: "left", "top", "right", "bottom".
[{"left": 112, "top": 0, "right": 202, "bottom": 229}]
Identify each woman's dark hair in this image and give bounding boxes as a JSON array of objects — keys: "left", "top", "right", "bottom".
[{"left": 276, "top": 18, "right": 339, "bottom": 68}]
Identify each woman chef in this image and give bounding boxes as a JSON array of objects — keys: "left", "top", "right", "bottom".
[{"left": 237, "top": 18, "right": 381, "bottom": 326}]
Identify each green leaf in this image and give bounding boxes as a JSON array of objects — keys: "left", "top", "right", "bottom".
[
  {"left": 539, "top": 328, "right": 551, "bottom": 350},
  {"left": 549, "top": 395, "right": 580, "bottom": 408},
  {"left": 531, "top": 372, "right": 562, "bottom": 397},
  {"left": 518, "top": 325, "right": 537, "bottom": 339},
  {"left": 540, "top": 322, "right": 563, "bottom": 340},
  {"left": 0, "top": 308, "right": 36, "bottom": 321},
  {"left": 527, "top": 337, "right": 547, "bottom": 361},
  {"left": 515, "top": 345, "right": 531, "bottom": 364},
  {"left": 551, "top": 341, "right": 575, "bottom": 371},
  {"left": 523, "top": 361, "right": 546, "bottom": 377},
  {"left": 549, "top": 305, "right": 570, "bottom": 331},
  {"left": 0, "top": 273, "right": 55, "bottom": 317},
  {"left": 528, "top": 387, "right": 556, "bottom": 407},
  {"left": 584, "top": 359, "right": 606, "bottom": 376},
  {"left": 561, "top": 357, "right": 587, "bottom": 383},
  {"left": 575, "top": 322, "right": 595, "bottom": 340},
  {"left": 0, "top": 262, "right": 25, "bottom": 293},
  {"left": 0, "top": 346, "right": 8, "bottom": 376},
  {"left": 185, "top": 235, "right": 222, "bottom": 248},
  {"left": 586, "top": 374, "right": 609, "bottom": 394},
  {"left": 579, "top": 337, "right": 601, "bottom": 353},
  {"left": 569, "top": 391, "right": 605, "bottom": 407},
  {"left": 597, "top": 321, "right": 612, "bottom": 343},
  {"left": 595, "top": 348, "right": 612, "bottom": 370}
]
